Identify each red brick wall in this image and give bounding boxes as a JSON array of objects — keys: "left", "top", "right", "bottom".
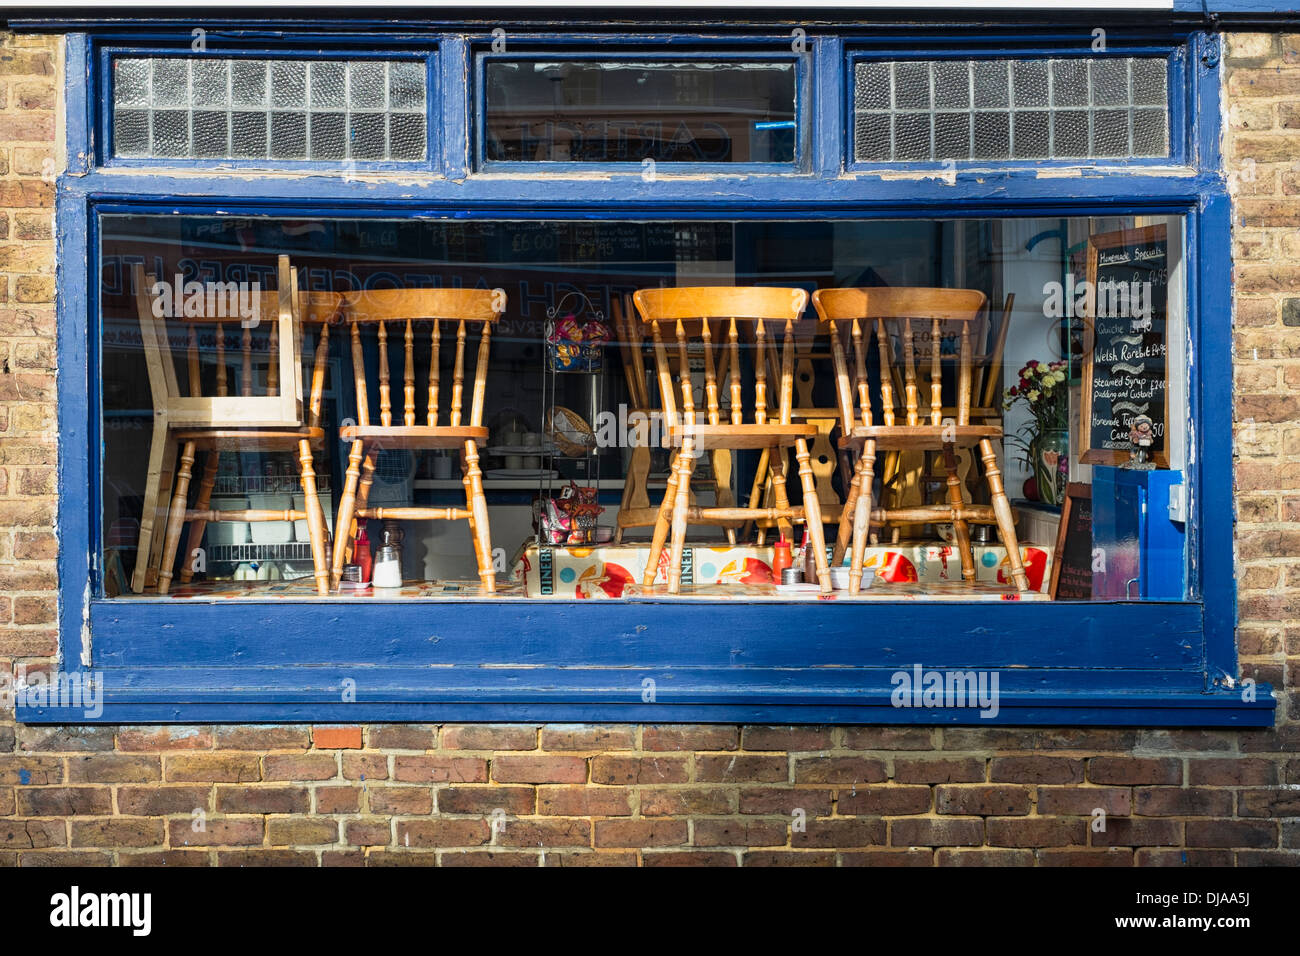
[{"left": 0, "top": 31, "right": 1296, "bottom": 866}]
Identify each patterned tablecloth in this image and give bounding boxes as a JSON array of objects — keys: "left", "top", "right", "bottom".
[
  {"left": 125, "top": 539, "right": 1052, "bottom": 602},
  {"left": 512, "top": 540, "right": 1054, "bottom": 600}
]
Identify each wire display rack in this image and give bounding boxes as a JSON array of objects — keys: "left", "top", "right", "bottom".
[{"left": 537, "top": 291, "right": 610, "bottom": 547}]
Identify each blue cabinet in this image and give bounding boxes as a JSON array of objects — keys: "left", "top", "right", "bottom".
[{"left": 1092, "top": 467, "right": 1187, "bottom": 601}]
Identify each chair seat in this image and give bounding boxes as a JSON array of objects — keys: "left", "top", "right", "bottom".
[
  {"left": 172, "top": 426, "right": 324, "bottom": 451},
  {"left": 839, "top": 424, "right": 1002, "bottom": 451},
  {"left": 665, "top": 423, "right": 818, "bottom": 451},
  {"left": 339, "top": 424, "right": 489, "bottom": 449}
]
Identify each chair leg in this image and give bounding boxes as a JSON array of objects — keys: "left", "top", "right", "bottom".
[
  {"left": 768, "top": 448, "right": 794, "bottom": 543},
  {"left": 311, "top": 453, "right": 331, "bottom": 543},
  {"left": 795, "top": 438, "right": 832, "bottom": 593},
  {"left": 179, "top": 450, "right": 219, "bottom": 585},
  {"left": 980, "top": 438, "right": 1030, "bottom": 592},
  {"left": 464, "top": 439, "right": 495, "bottom": 593},
  {"left": 642, "top": 449, "right": 681, "bottom": 587},
  {"left": 746, "top": 447, "right": 770, "bottom": 545},
  {"left": 353, "top": 448, "right": 378, "bottom": 544},
  {"left": 833, "top": 453, "right": 866, "bottom": 566},
  {"left": 298, "top": 439, "right": 330, "bottom": 596},
  {"left": 849, "top": 440, "right": 877, "bottom": 595},
  {"left": 142, "top": 438, "right": 183, "bottom": 590},
  {"left": 331, "top": 439, "right": 366, "bottom": 585},
  {"left": 943, "top": 444, "right": 976, "bottom": 583},
  {"left": 667, "top": 439, "right": 697, "bottom": 594},
  {"left": 711, "top": 449, "right": 738, "bottom": 547},
  {"left": 157, "top": 440, "right": 196, "bottom": 595},
  {"left": 461, "top": 448, "right": 487, "bottom": 588},
  {"left": 616, "top": 442, "right": 653, "bottom": 545},
  {"left": 131, "top": 422, "right": 171, "bottom": 593}
]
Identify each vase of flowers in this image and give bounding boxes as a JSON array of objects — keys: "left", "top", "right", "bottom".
[{"left": 1003, "top": 359, "right": 1070, "bottom": 506}]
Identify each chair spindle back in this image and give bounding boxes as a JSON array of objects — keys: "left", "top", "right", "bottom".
[
  {"left": 812, "top": 287, "right": 987, "bottom": 436},
  {"left": 134, "top": 256, "right": 341, "bottom": 428},
  {"left": 631, "top": 286, "right": 810, "bottom": 432},
  {"left": 336, "top": 288, "right": 505, "bottom": 430}
]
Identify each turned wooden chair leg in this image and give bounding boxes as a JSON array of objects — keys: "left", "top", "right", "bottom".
[
  {"left": 643, "top": 448, "right": 681, "bottom": 587},
  {"left": 833, "top": 453, "right": 867, "bottom": 566},
  {"left": 848, "top": 440, "right": 877, "bottom": 595},
  {"left": 710, "top": 449, "right": 738, "bottom": 546},
  {"left": 310, "top": 455, "right": 330, "bottom": 547},
  {"left": 795, "top": 438, "right": 832, "bottom": 592},
  {"left": 943, "top": 443, "right": 976, "bottom": 583},
  {"left": 179, "top": 450, "right": 219, "bottom": 585},
  {"left": 667, "top": 440, "right": 697, "bottom": 594},
  {"left": 132, "top": 422, "right": 171, "bottom": 593},
  {"left": 746, "top": 446, "right": 771, "bottom": 545},
  {"left": 297, "top": 439, "right": 330, "bottom": 596},
  {"left": 460, "top": 450, "right": 488, "bottom": 589},
  {"left": 768, "top": 447, "right": 794, "bottom": 543},
  {"left": 980, "top": 438, "right": 1029, "bottom": 592},
  {"left": 352, "top": 449, "right": 378, "bottom": 551},
  {"left": 331, "top": 439, "right": 366, "bottom": 585},
  {"left": 144, "top": 437, "right": 182, "bottom": 590},
  {"left": 157, "top": 440, "right": 197, "bottom": 595},
  {"left": 342, "top": 448, "right": 379, "bottom": 572},
  {"left": 464, "top": 439, "right": 495, "bottom": 592}
]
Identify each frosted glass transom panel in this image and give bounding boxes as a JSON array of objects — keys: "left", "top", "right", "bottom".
[
  {"left": 854, "top": 57, "right": 1169, "bottom": 162},
  {"left": 112, "top": 57, "right": 428, "bottom": 162}
]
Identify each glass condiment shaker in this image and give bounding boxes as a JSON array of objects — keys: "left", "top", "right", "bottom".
[{"left": 372, "top": 545, "right": 403, "bottom": 588}]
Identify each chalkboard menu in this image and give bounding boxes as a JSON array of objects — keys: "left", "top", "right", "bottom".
[
  {"left": 1080, "top": 225, "right": 1170, "bottom": 467},
  {"left": 1050, "top": 483, "right": 1093, "bottom": 600}
]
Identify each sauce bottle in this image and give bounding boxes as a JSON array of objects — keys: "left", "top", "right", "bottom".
[
  {"left": 354, "top": 524, "right": 373, "bottom": 584},
  {"left": 801, "top": 527, "right": 817, "bottom": 580},
  {"left": 772, "top": 535, "right": 793, "bottom": 577}
]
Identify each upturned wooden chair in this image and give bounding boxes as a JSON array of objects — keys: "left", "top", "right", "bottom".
[
  {"left": 331, "top": 287, "right": 504, "bottom": 592},
  {"left": 134, "top": 257, "right": 340, "bottom": 595},
  {"left": 812, "top": 287, "right": 1029, "bottom": 595},
  {"left": 611, "top": 294, "right": 739, "bottom": 545},
  {"left": 634, "top": 286, "right": 831, "bottom": 594}
]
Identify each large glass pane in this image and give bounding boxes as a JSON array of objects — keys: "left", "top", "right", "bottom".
[
  {"left": 483, "top": 59, "right": 797, "bottom": 163},
  {"left": 99, "top": 213, "right": 1189, "bottom": 604}
]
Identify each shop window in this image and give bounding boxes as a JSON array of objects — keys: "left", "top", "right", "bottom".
[
  {"left": 853, "top": 57, "right": 1170, "bottom": 162},
  {"left": 481, "top": 58, "right": 798, "bottom": 165},
  {"left": 99, "top": 213, "right": 1190, "bottom": 606},
  {"left": 37, "top": 26, "right": 1265, "bottom": 725},
  {"left": 110, "top": 56, "right": 429, "bottom": 162}
]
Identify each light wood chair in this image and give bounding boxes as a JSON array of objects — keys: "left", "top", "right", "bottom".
[
  {"left": 330, "top": 287, "right": 505, "bottom": 592},
  {"left": 134, "top": 257, "right": 340, "bottom": 595},
  {"left": 812, "top": 286, "right": 1030, "bottom": 595},
  {"left": 744, "top": 334, "right": 845, "bottom": 544},
  {"left": 611, "top": 294, "right": 739, "bottom": 545},
  {"left": 634, "top": 286, "right": 831, "bottom": 594}
]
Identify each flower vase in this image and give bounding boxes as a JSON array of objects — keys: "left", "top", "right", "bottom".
[{"left": 1030, "top": 427, "right": 1070, "bottom": 507}]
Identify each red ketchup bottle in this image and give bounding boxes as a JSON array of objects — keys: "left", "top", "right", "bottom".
[
  {"left": 355, "top": 525, "right": 373, "bottom": 584},
  {"left": 772, "top": 535, "right": 793, "bottom": 579}
]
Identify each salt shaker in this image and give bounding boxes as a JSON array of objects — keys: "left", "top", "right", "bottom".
[{"left": 372, "top": 545, "right": 403, "bottom": 588}]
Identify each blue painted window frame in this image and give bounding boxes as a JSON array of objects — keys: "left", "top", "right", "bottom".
[{"left": 29, "top": 25, "right": 1274, "bottom": 726}]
